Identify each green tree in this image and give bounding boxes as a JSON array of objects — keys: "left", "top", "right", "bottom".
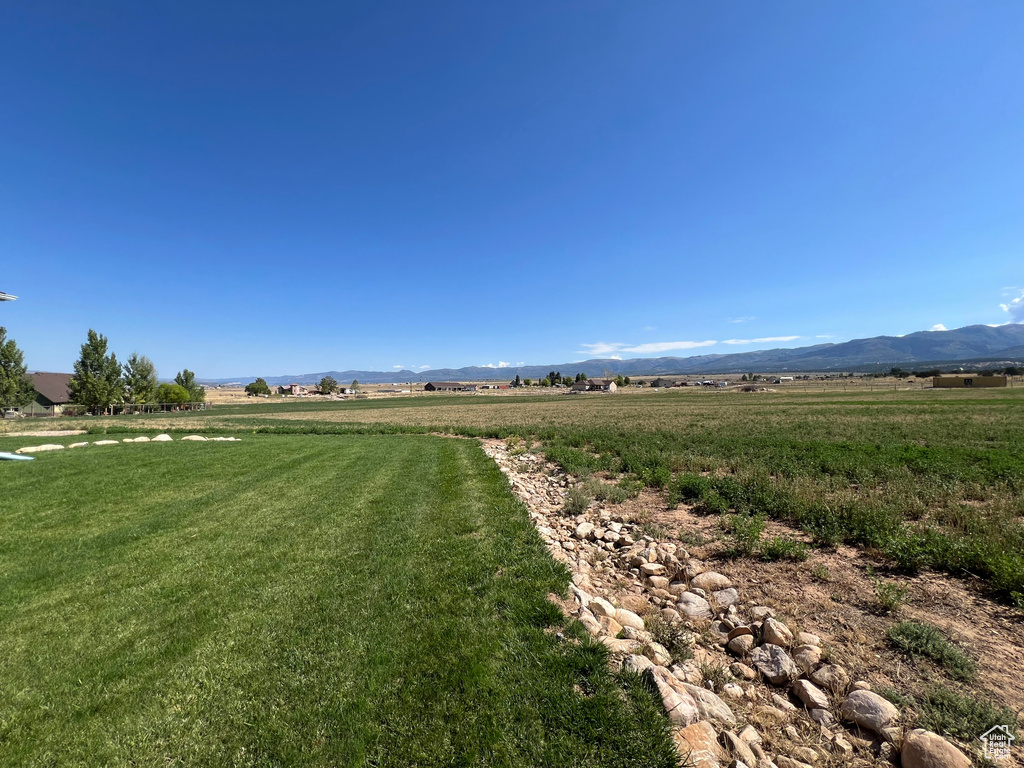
[
  {"left": 540, "top": 377, "right": 551, "bottom": 387},
  {"left": 524, "top": 378, "right": 533, "bottom": 386},
  {"left": 123, "top": 353, "right": 158, "bottom": 404},
  {"left": 156, "top": 383, "right": 189, "bottom": 405},
  {"left": 319, "top": 376, "right": 339, "bottom": 395},
  {"left": 623, "top": 376, "right": 631, "bottom": 386},
  {"left": 245, "top": 378, "right": 271, "bottom": 396},
  {"left": 614, "top": 375, "right": 625, "bottom": 387},
  {"left": 0, "top": 327, "right": 35, "bottom": 409},
  {"left": 69, "top": 329, "right": 123, "bottom": 414},
  {"left": 175, "top": 369, "right": 206, "bottom": 402},
  {"left": 514, "top": 374, "right": 521, "bottom": 387},
  {"left": 351, "top": 379, "right": 359, "bottom": 391}
]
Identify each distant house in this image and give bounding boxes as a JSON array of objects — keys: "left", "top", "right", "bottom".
[
  {"left": 572, "top": 379, "right": 617, "bottom": 392},
  {"left": 278, "top": 384, "right": 309, "bottom": 395},
  {"left": 424, "top": 382, "right": 474, "bottom": 392},
  {"left": 933, "top": 375, "right": 1007, "bottom": 389},
  {"left": 650, "top": 378, "right": 677, "bottom": 388},
  {"left": 25, "top": 372, "right": 73, "bottom": 415}
]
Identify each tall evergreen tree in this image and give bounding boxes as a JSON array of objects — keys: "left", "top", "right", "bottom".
[
  {"left": 0, "top": 327, "right": 35, "bottom": 409},
  {"left": 123, "top": 353, "right": 158, "bottom": 404},
  {"left": 69, "top": 329, "right": 123, "bottom": 413}
]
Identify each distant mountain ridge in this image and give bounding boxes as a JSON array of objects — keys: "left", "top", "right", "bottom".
[{"left": 199, "top": 324, "right": 1024, "bottom": 386}]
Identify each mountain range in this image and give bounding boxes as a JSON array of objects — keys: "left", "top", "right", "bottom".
[{"left": 200, "top": 324, "right": 1024, "bottom": 386}]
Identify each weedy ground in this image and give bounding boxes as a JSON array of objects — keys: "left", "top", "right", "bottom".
[{"left": 0, "top": 435, "right": 677, "bottom": 767}]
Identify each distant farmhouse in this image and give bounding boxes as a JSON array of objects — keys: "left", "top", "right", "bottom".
[
  {"left": 932, "top": 375, "right": 1007, "bottom": 389},
  {"left": 650, "top": 378, "right": 677, "bottom": 388},
  {"left": 25, "top": 372, "right": 73, "bottom": 415},
  {"left": 572, "top": 379, "right": 617, "bottom": 392},
  {"left": 424, "top": 382, "right": 477, "bottom": 392},
  {"left": 278, "top": 384, "right": 309, "bottom": 395}
]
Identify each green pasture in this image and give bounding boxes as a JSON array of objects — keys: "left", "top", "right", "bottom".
[{"left": 0, "top": 435, "right": 676, "bottom": 767}]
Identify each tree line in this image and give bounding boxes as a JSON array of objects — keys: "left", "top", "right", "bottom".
[{"left": 0, "top": 327, "right": 205, "bottom": 413}]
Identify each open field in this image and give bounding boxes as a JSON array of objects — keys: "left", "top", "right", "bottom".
[
  {"left": 0, "top": 435, "right": 677, "bottom": 767},
  {"left": 17, "top": 386, "right": 1023, "bottom": 606}
]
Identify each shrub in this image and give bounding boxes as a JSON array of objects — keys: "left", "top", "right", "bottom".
[
  {"left": 917, "top": 686, "right": 1017, "bottom": 742},
  {"left": 873, "top": 579, "right": 908, "bottom": 614},
  {"left": 721, "top": 513, "right": 765, "bottom": 558},
  {"left": 644, "top": 613, "right": 693, "bottom": 663},
  {"left": 888, "top": 621, "right": 976, "bottom": 682},
  {"left": 759, "top": 536, "right": 809, "bottom": 562},
  {"left": 563, "top": 485, "right": 593, "bottom": 516}
]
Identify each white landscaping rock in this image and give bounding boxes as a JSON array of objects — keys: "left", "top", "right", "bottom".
[
  {"left": 839, "top": 690, "right": 900, "bottom": 734},
  {"left": 181, "top": 435, "right": 208, "bottom": 441},
  {"left": 901, "top": 728, "right": 971, "bottom": 768},
  {"left": 589, "top": 596, "right": 615, "bottom": 619},
  {"left": 152, "top": 434, "right": 173, "bottom": 442},
  {"left": 68, "top": 442, "right": 90, "bottom": 448},
  {"left": 92, "top": 440, "right": 120, "bottom": 446},
  {"left": 614, "top": 608, "right": 645, "bottom": 631},
  {"left": 574, "top": 521, "right": 595, "bottom": 540},
  {"left": 16, "top": 444, "right": 65, "bottom": 453}
]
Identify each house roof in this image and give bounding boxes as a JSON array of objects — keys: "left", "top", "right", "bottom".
[
  {"left": 29, "top": 372, "right": 73, "bottom": 404},
  {"left": 426, "top": 381, "right": 466, "bottom": 387}
]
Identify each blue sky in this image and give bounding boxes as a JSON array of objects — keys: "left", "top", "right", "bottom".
[{"left": 2, "top": 2, "right": 1022, "bottom": 378}]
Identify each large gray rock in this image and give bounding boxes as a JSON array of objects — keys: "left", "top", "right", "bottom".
[
  {"left": 679, "top": 682, "right": 736, "bottom": 725},
  {"left": 648, "top": 667, "right": 700, "bottom": 726},
  {"left": 901, "top": 728, "right": 971, "bottom": 768},
  {"left": 839, "top": 690, "right": 899, "bottom": 734},
  {"left": 677, "top": 592, "right": 713, "bottom": 619},
  {"left": 712, "top": 587, "right": 740, "bottom": 607},
  {"left": 750, "top": 644, "right": 799, "bottom": 685}
]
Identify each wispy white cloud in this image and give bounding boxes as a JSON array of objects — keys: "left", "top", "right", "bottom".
[
  {"left": 815, "top": 335, "right": 834, "bottom": 339},
  {"left": 480, "top": 361, "right": 512, "bottom": 369},
  {"left": 929, "top": 324, "right": 948, "bottom": 332},
  {"left": 1000, "top": 290, "right": 1024, "bottom": 323},
  {"left": 722, "top": 336, "right": 800, "bottom": 345},
  {"left": 416, "top": 365, "right": 430, "bottom": 370},
  {"left": 728, "top": 316, "right": 756, "bottom": 324},
  {"left": 576, "top": 340, "right": 717, "bottom": 356},
  {"left": 643, "top": 325, "right": 657, "bottom": 331},
  {"left": 392, "top": 365, "right": 404, "bottom": 369}
]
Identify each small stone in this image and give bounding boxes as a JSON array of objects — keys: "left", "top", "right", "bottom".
[
  {"left": 133, "top": 436, "right": 151, "bottom": 442},
  {"left": 738, "top": 725, "right": 762, "bottom": 744},
  {"left": 850, "top": 680, "right": 871, "bottom": 691},
  {"left": 644, "top": 642, "right": 672, "bottom": 666},
  {"left": 713, "top": 587, "right": 740, "bottom": 607},
  {"left": 750, "top": 643, "right": 799, "bottom": 685},
  {"left": 809, "top": 664, "right": 850, "bottom": 693},
  {"left": 691, "top": 571, "right": 732, "bottom": 592},
  {"left": 623, "top": 654, "right": 654, "bottom": 674},
  {"left": 790, "top": 746, "right": 819, "bottom": 764},
  {"left": 614, "top": 608, "right": 645, "bottom": 631},
  {"left": 749, "top": 605, "right": 774, "bottom": 620},
  {"left": 792, "top": 644, "right": 822, "bottom": 672},
  {"left": 721, "top": 682, "right": 745, "bottom": 699},
  {"left": 152, "top": 434, "right": 173, "bottom": 441},
  {"left": 720, "top": 730, "right": 757, "bottom": 766},
  {"left": 589, "top": 596, "right": 615, "bottom": 619},
  {"left": 730, "top": 662, "right": 757, "bottom": 680},
  {"left": 795, "top": 631, "right": 820, "bottom": 646},
  {"left": 793, "top": 679, "right": 830, "bottom": 710},
  {"left": 762, "top": 617, "right": 794, "bottom": 647},
  {"left": 727, "top": 634, "right": 755, "bottom": 656},
  {"left": 809, "top": 708, "right": 834, "bottom": 726},
  {"left": 648, "top": 575, "right": 670, "bottom": 589},
  {"left": 641, "top": 562, "right": 666, "bottom": 576},
  {"left": 839, "top": 690, "right": 899, "bottom": 734},
  {"left": 598, "top": 615, "right": 623, "bottom": 636},
  {"left": 575, "top": 522, "right": 595, "bottom": 539},
  {"left": 831, "top": 734, "right": 853, "bottom": 756},
  {"left": 775, "top": 757, "right": 813, "bottom": 768},
  {"left": 661, "top": 608, "right": 682, "bottom": 623}
]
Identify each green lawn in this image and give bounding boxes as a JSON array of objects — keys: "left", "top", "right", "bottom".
[{"left": 0, "top": 435, "right": 677, "bottom": 767}]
